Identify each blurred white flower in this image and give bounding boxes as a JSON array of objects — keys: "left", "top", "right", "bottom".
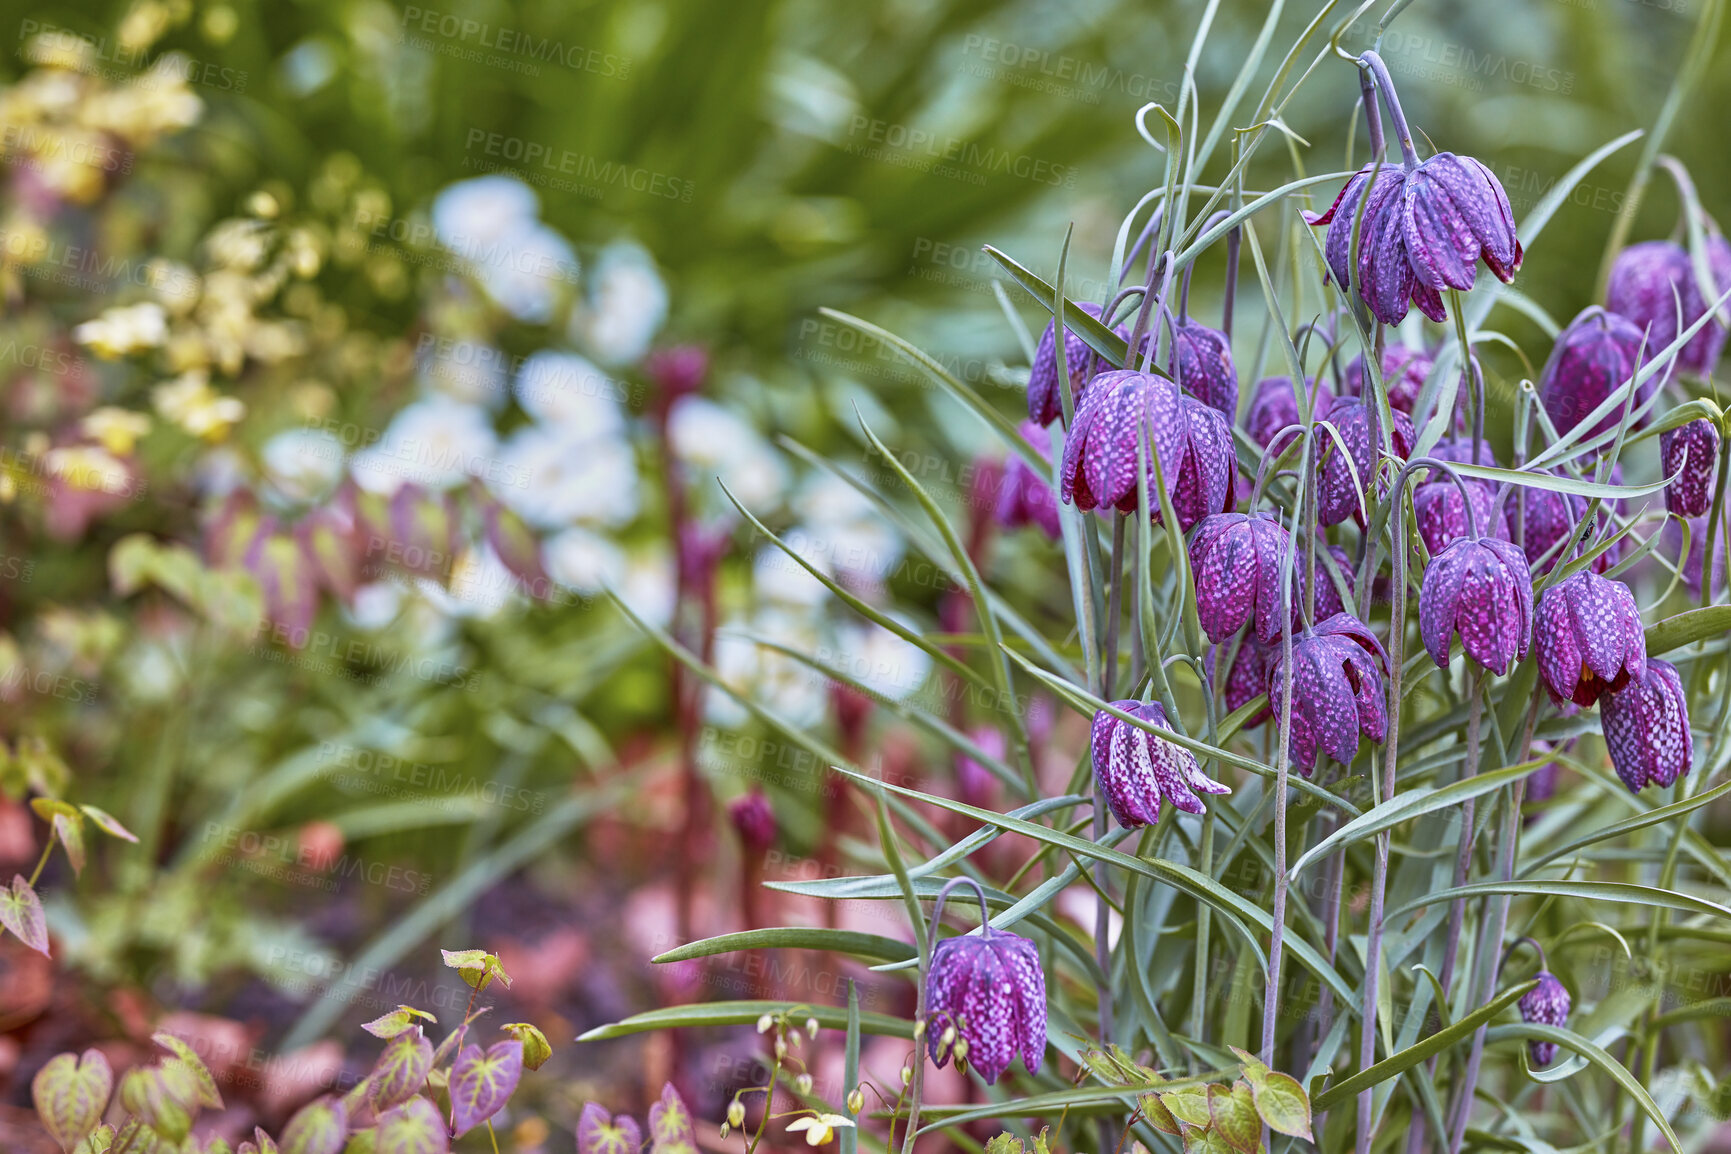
[
  {"left": 543, "top": 527, "right": 626, "bottom": 594},
  {"left": 618, "top": 549, "right": 676, "bottom": 628},
  {"left": 513, "top": 350, "right": 628, "bottom": 435},
  {"left": 707, "top": 607, "right": 827, "bottom": 729},
  {"left": 832, "top": 615, "right": 932, "bottom": 702},
  {"left": 75, "top": 302, "right": 168, "bottom": 358},
  {"left": 344, "top": 582, "right": 404, "bottom": 630},
  {"left": 350, "top": 396, "right": 497, "bottom": 495},
  {"left": 570, "top": 241, "right": 667, "bottom": 365},
  {"left": 752, "top": 542, "right": 830, "bottom": 608},
  {"left": 261, "top": 428, "right": 345, "bottom": 505},
  {"left": 667, "top": 397, "right": 787, "bottom": 511},
  {"left": 419, "top": 546, "right": 519, "bottom": 619},
  {"left": 418, "top": 339, "right": 510, "bottom": 409},
  {"left": 791, "top": 471, "right": 903, "bottom": 584},
  {"left": 432, "top": 175, "right": 540, "bottom": 251},
  {"left": 474, "top": 221, "right": 579, "bottom": 325},
  {"left": 488, "top": 425, "right": 639, "bottom": 528},
  {"left": 153, "top": 370, "right": 246, "bottom": 441}
]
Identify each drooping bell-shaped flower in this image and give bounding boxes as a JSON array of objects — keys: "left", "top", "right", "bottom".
[
  {"left": 1519, "top": 468, "right": 1621, "bottom": 575},
  {"left": 1188, "top": 512, "right": 1295, "bottom": 644},
  {"left": 1309, "top": 165, "right": 1437, "bottom": 325},
  {"left": 728, "top": 789, "right": 776, "bottom": 854},
  {"left": 995, "top": 421, "right": 1063, "bottom": 539},
  {"left": 1307, "top": 545, "right": 1356, "bottom": 621},
  {"left": 1214, "top": 634, "right": 1277, "bottom": 727},
  {"left": 1538, "top": 307, "right": 1660, "bottom": 439},
  {"left": 1399, "top": 152, "right": 1523, "bottom": 294},
  {"left": 1342, "top": 345, "right": 1436, "bottom": 414},
  {"left": 1518, "top": 971, "right": 1572, "bottom": 1066},
  {"left": 1659, "top": 417, "right": 1721, "bottom": 517},
  {"left": 1027, "top": 302, "right": 1120, "bottom": 426},
  {"left": 1089, "top": 700, "right": 1232, "bottom": 827},
  {"left": 1060, "top": 371, "right": 1234, "bottom": 527},
  {"left": 1246, "top": 377, "right": 1332, "bottom": 451},
  {"left": 1266, "top": 613, "right": 1390, "bottom": 773},
  {"left": 1413, "top": 479, "right": 1506, "bottom": 555},
  {"left": 1171, "top": 319, "right": 1239, "bottom": 420},
  {"left": 1317, "top": 397, "right": 1416, "bottom": 527},
  {"left": 1600, "top": 658, "right": 1693, "bottom": 794},
  {"left": 1533, "top": 570, "right": 1646, "bottom": 707},
  {"left": 925, "top": 924, "right": 1047, "bottom": 1084},
  {"left": 1605, "top": 237, "right": 1731, "bottom": 378},
  {"left": 1419, "top": 536, "right": 1533, "bottom": 674}
]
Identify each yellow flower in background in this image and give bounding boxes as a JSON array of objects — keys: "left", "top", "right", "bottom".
[
  {"left": 153, "top": 370, "right": 245, "bottom": 440},
  {"left": 784, "top": 1116, "right": 854, "bottom": 1146},
  {"left": 43, "top": 445, "right": 130, "bottom": 494},
  {"left": 74, "top": 302, "right": 169, "bottom": 358},
  {"left": 82, "top": 408, "right": 153, "bottom": 456}
]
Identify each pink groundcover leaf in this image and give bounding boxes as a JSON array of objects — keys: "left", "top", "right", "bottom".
[
  {"left": 370, "top": 1029, "right": 434, "bottom": 1112},
  {"left": 577, "top": 1102, "right": 643, "bottom": 1154},
  {"left": 375, "top": 1096, "right": 450, "bottom": 1154},
  {"left": 648, "top": 1082, "right": 698, "bottom": 1154},
  {"left": 32, "top": 1049, "right": 113, "bottom": 1153},
  {"left": 448, "top": 1039, "right": 523, "bottom": 1137},
  {"left": 279, "top": 1095, "right": 347, "bottom": 1154},
  {"left": 1, "top": 874, "right": 49, "bottom": 956}
]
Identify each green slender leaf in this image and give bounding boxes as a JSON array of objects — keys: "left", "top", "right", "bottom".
[
  {"left": 653, "top": 928, "right": 914, "bottom": 965},
  {"left": 578, "top": 1001, "right": 913, "bottom": 1042},
  {"left": 1484, "top": 1025, "right": 1681, "bottom": 1153},
  {"left": 1646, "top": 607, "right": 1731, "bottom": 656},
  {"left": 1522, "top": 776, "right": 1731, "bottom": 875},
  {"left": 1386, "top": 880, "right": 1731, "bottom": 923}
]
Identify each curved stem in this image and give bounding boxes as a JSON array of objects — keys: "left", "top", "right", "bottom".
[
  {"left": 927, "top": 875, "right": 994, "bottom": 944},
  {"left": 1356, "top": 65, "right": 1386, "bottom": 162},
  {"left": 1358, "top": 52, "right": 1420, "bottom": 170}
]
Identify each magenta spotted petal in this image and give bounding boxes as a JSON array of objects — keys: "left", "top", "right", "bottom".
[
  {"left": 1307, "top": 545, "right": 1356, "bottom": 622},
  {"left": 1520, "top": 470, "right": 1621, "bottom": 575},
  {"left": 1266, "top": 613, "right": 1390, "bottom": 774},
  {"left": 1061, "top": 371, "right": 1234, "bottom": 527},
  {"left": 1518, "top": 971, "right": 1572, "bottom": 1066},
  {"left": 1419, "top": 536, "right": 1532, "bottom": 675},
  {"left": 1212, "top": 634, "right": 1277, "bottom": 728},
  {"left": 1533, "top": 570, "right": 1646, "bottom": 707},
  {"left": 1606, "top": 237, "right": 1731, "bottom": 378},
  {"left": 1189, "top": 512, "right": 1295, "bottom": 644},
  {"left": 1341, "top": 345, "right": 1436, "bottom": 415},
  {"left": 1318, "top": 398, "right": 1416, "bottom": 527},
  {"left": 995, "top": 420, "right": 1063, "bottom": 539},
  {"left": 1246, "top": 376, "right": 1332, "bottom": 451},
  {"left": 1089, "top": 700, "right": 1231, "bottom": 827},
  {"left": 1400, "top": 153, "right": 1523, "bottom": 290},
  {"left": 1538, "top": 306, "right": 1661, "bottom": 439},
  {"left": 1309, "top": 165, "right": 1443, "bottom": 324},
  {"left": 1413, "top": 479, "right": 1506, "bottom": 555},
  {"left": 1171, "top": 319, "right": 1239, "bottom": 420},
  {"left": 1659, "top": 418, "right": 1720, "bottom": 518},
  {"left": 1601, "top": 658, "right": 1693, "bottom": 794},
  {"left": 1027, "top": 302, "right": 1122, "bottom": 426},
  {"left": 924, "top": 927, "right": 1047, "bottom": 1085}
]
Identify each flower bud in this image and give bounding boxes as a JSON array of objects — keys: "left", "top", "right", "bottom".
[
  {"left": 728, "top": 1100, "right": 746, "bottom": 1128},
  {"left": 796, "top": 1073, "right": 813, "bottom": 1095},
  {"left": 1659, "top": 417, "right": 1720, "bottom": 517},
  {"left": 848, "top": 1086, "right": 865, "bottom": 1115},
  {"left": 1518, "top": 970, "right": 1571, "bottom": 1066}
]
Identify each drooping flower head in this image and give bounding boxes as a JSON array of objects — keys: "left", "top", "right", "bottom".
[
  {"left": 1213, "top": 634, "right": 1278, "bottom": 728},
  {"left": 1518, "top": 971, "right": 1572, "bottom": 1066},
  {"left": 925, "top": 900, "right": 1047, "bottom": 1085},
  {"left": 1538, "top": 307, "right": 1660, "bottom": 439},
  {"left": 1309, "top": 164, "right": 1432, "bottom": 325},
  {"left": 1307, "top": 544, "right": 1357, "bottom": 621},
  {"left": 1605, "top": 237, "right": 1731, "bottom": 378},
  {"left": 1318, "top": 397, "right": 1416, "bottom": 527},
  {"left": 1089, "top": 700, "right": 1232, "bottom": 827},
  {"left": 1060, "top": 370, "right": 1235, "bottom": 526},
  {"left": 1601, "top": 658, "right": 1693, "bottom": 794},
  {"left": 1027, "top": 302, "right": 1122, "bottom": 426},
  {"left": 994, "top": 421, "right": 1063, "bottom": 539},
  {"left": 1171, "top": 318, "right": 1239, "bottom": 420},
  {"left": 1398, "top": 152, "right": 1523, "bottom": 295},
  {"left": 1188, "top": 512, "right": 1296, "bottom": 644},
  {"left": 1342, "top": 345, "right": 1436, "bottom": 415},
  {"left": 1659, "top": 418, "right": 1721, "bottom": 517},
  {"left": 728, "top": 790, "right": 776, "bottom": 854},
  {"left": 1267, "top": 613, "right": 1390, "bottom": 774},
  {"left": 1533, "top": 570, "right": 1646, "bottom": 707},
  {"left": 1519, "top": 468, "right": 1621, "bottom": 575},
  {"left": 1246, "top": 376, "right": 1332, "bottom": 450},
  {"left": 1413, "top": 479, "right": 1506, "bottom": 555},
  {"left": 1419, "top": 535, "right": 1533, "bottom": 675}
]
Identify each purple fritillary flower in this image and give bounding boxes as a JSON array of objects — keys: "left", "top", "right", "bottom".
[
  {"left": 1601, "top": 658, "right": 1693, "bottom": 794},
  {"left": 1533, "top": 570, "right": 1646, "bottom": 707},
  {"left": 1307, "top": 545, "right": 1356, "bottom": 621},
  {"left": 1341, "top": 345, "right": 1436, "bottom": 414},
  {"left": 1308, "top": 165, "right": 1444, "bottom": 325},
  {"left": 727, "top": 790, "right": 776, "bottom": 854},
  {"left": 1399, "top": 152, "right": 1523, "bottom": 294},
  {"left": 1246, "top": 376, "right": 1333, "bottom": 451},
  {"left": 1213, "top": 634, "right": 1278, "bottom": 728},
  {"left": 1659, "top": 418, "right": 1721, "bottom": 517},
  {"left": 1060, "top": 371, "right": 1234, "bottom": 526},
  {"left": 1606, "top": 237, "right": 1731, "bottom": 378},
  {"left": 1189, "top": 512, "right": 1295, "bottom": 644},
  {"left": 1171, "top": 318, "right": 1239, "bottom": 420},
  {"left": 1267, "top": 613, "right": 1390, "bottom": 774},
  {"left": 1413, "top": 479, "right": 1507, "bottom": 555},
  {"left": 1419, "top": 536, "right": 1533, "bottom": 675},
  {"left": 1318, "top": 397, "right": 1416, "bottom": 527},
  {"left": 1518, "top": 971, "right": 1571, "bottom": 1066},
  {"left": 1519, "top": 470, "right": 1621, "bottom": 575},
  {"left": 925, "top": 925, "right": 1047, "bottom": 1084},
  {"left": 1089, "top": 700, "right": 1232, "bottom": 827},
  {"left": 1538, "top": 306, "right": 1659, "bottom": 439},
  {"left": 1027, "top": 302, "right": 1121, "bottom": 426},
  {"left": 995, "top": 421, "right": 1063, "bottom": 539}
]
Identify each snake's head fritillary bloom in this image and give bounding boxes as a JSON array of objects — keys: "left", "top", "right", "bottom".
[
  {"left": 1533, "top": 570, "right": 1646, "bottom": 707},
  {"left": 1212, "top": 634, "right": 1277, "bottom": 728},
  {"left": 1246, "top": 376, "right": 1332, "bottom": 451},
  {"left": 1605, "top": 236, "right": 1731, "bottom": 378},
  {"left": 1538, "top": 306, "right": 1660, "bottom": 439},
  {"left": 1518, "top": 971, "right": 1572, "bottom": 1066},
  {"left": 1171, "top": 318, "right": 1239, "bottom": 420},
  {"left": 1267, "top": 613, "right": 1390, "bottom": 774},
  {"left": 1061, "top": 371, "right": 1234, "bottom": 527},
  {"left": 1419, "top": 536, "right": 1533, "bottom": 674},
  {"left": 994, "top": 421, "right": 1062, "bottom": 539},
  {"left": 728, "top": 789, "right": 776, "bottom": 854},
  {"left": 1027, "top": 302, "right": 1120, "bottom": 426},
  {"left": 1341, "top": 345, "right": 1436, "bottom": 415},
  {"left": 1089, "top": 700, "right": 1232, "bottom": 827},
  {"left": 1413, "top": 479, "right": 1506, "bottom": 555},
  {"left": 1659, "top": 418, "right": 1721, "bottom": 517},
  {"left": 1601, "top": 658, "right": 1693, "bottom": 794},
  {"left": 1309, "top": 165, "right": 1440, "bottom": 324},
  {"left": 925, "top": 926, "right": 1047, "bottom": 1084},
  {"left": 1318, "top": 397, "right": 1416, "bottom": 527},
  {"left": 1519, "top": 470, "right": 1621, "bottom": 575},
  {"left": 1189, "top": 512, "right": 1295, "bottom": 644},
  {"left": 1399, "top": 152, "right": 1523, "bottom": 292},
  {"left": 1307, "top": 544, "right": 1357, "bottom": 621}
]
